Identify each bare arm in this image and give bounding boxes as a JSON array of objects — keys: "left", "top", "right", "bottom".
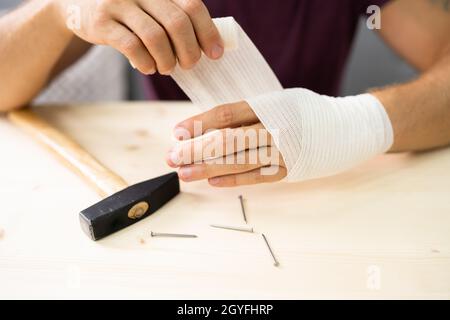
[
  {"left": 0, "top": 0, "right": 223, "bottom": 112},
  {"left": 0, "top": 0, "right": 87, "bottom": 111},
  {"left": 374, "top": 0, "right": 450, "bottom": 152}
]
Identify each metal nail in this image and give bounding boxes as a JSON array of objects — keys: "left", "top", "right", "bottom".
[
  {"left": 238, "top": 195, "right": 247, "bottom": 223},
  {"left": 150, "top": 231, "right": 197, "bottom": 238},
  {"left": 210, "top": 224, "right": 254, "bottom": 233},
  {"left": 262, "top": 233, "right": 279, "bottom": 267}
]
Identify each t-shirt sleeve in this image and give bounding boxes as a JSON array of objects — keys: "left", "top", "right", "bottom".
[{"left": 354, "top": 0, "right": 392, "bottom": 16}]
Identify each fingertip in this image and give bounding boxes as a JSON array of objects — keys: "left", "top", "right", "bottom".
[
  {"left": 178, "top": 167, "right": 193, "bottom": 182},
  {"left": 159, "top": 67, "right": 175, "bottom": 76},
  {"left": 165, "top": 152, "right": 178, "bottom": 168},
  {"left": 209, "top": 43, "right": 224, "bottom": 60},
  {"left": 178, "top": 174, "right": 189, "bottom": 182},
  {"left": 142, "top": 67, "right": 156, "bottom": 75},
  {"left": 208, "top": 177, "right": 222, "bottom": 187},
  {"left": 174, "top": 125, "right": 195, "bottom": 141}
]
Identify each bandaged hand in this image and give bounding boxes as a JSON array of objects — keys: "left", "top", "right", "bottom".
[{"left": 167, "top": 88, "right": 394, "bottom": 187}]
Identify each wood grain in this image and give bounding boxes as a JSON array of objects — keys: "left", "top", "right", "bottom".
[
  {"left": 0, "top": 102, "right": 449, "bottom": 299},
  {"left": 7, "top": 109, "right": 128, "bottom": 197}
]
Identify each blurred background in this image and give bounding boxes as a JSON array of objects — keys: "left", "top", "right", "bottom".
[{"left": 1, "top": 0, "right": 417, "bottom": 102}]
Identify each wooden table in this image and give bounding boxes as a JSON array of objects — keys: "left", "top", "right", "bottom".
[{"left": 0, "top": 102, "right": 449, "bottom": 299}]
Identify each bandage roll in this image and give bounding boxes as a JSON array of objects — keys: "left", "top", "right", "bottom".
[{"left": 171, "top": 17, "right": 283, "bottom": 111}]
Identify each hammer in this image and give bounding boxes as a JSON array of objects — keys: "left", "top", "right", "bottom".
[{"left": 8, "top": 109, "right": 180, "bottom": 241}]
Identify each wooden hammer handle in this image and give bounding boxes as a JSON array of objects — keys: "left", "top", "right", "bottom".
[{"left": 8, "top": 109, "right": 128, "bottom": 198}]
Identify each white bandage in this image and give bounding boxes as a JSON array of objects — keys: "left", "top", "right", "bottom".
[
  {"left": 246, "top": 89, "right": 394, "bottom": 181},
  {"left": 171, "top": 17, "right": 394, "bottom": 182},
  {"left": 171, "top": 17, "right": 283, "bottom": 110}
]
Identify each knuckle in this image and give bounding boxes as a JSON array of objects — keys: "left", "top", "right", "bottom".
[
  {"left": 215, "top": 104, "right": 234, "bottom": 127},
  {"left": 143, "top": 26, "right": 167, "bottom": 44},
  {"left": 180, "top": 0, "right": 204, "bottom": 16},
  {"left": 167, "top": 12, "right": 190, "bottom": 32},
  {"left": 119, "top": 36, "right": 141, "bottom": 55},
  {"left": 92, "top": 10, "right": 110, "bottom": 29},
  {"left": 203, "top": 27, "right": 220, "bottom": 43}
]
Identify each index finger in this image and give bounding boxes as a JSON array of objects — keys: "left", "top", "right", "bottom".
[
  {"left": 173, "top": 101, "right": 259, "bottom": 140},
  {"left": 172, "top": 0, "right": 224, "bottom": 60}
]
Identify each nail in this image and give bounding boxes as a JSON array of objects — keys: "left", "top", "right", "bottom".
[
  {"left": 151, "top": 232, "right": 197, "bottom": 238},
  {"left": 262, "top": 233, "right": 280, "bottom": 267},
  {"left": 178, "top": 167, "right": 192, "bottom": 179},
  {"left": 173, "top": 127, "right": 189, "bottom": 140},
  {"left": 209, "top": 177, "right": 221, "bottom": 185},
  {"left": 210, "top": 44, "right": 224, "bottom": 60},
  {"left": 170, "top": 151, "right": 181, "bottom": 166},
  {"left": 210, "top": 224, "right": 254, "bottom": 233},
  {"left": 129, "top": 60, "right": 136, "bottom": 69},
  {"left": 238, "top": 195, "right": 247, "bottom": 224}
]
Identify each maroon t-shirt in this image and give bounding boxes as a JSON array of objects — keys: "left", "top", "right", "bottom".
[{"left": 145, "top": 0, "right": 390, "bottom": 100}]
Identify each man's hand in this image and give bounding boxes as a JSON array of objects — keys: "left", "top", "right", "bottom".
[
  {"left": 58, "top": 0, "right": 224, "bottom": 74},
  {"left": 166, "top": 101, "right": 287, "bottom": 187}
]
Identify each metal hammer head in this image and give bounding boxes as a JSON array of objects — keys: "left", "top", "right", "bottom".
[{"left": 79, "top": 172, "right": 179, "bottom": 241}]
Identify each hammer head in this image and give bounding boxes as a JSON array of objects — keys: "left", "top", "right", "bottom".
[{"left": 79, "top": 172, "right": 179, "bottom": 241}]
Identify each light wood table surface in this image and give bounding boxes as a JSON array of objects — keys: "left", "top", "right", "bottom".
[{"left": 0, "top": 102, "right": 449, "bottom": 299}]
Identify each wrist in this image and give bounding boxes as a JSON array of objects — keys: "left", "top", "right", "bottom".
[{"left": 246, "top": 89, "right": 394, "bottom": 182}]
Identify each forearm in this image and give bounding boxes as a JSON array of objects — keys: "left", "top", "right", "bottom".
[
  {"left": 0, "top": 0, "right": 73, "bottom": 111},
  {"left": 373, "top": 46, "right": 450, "bottom": 153}
]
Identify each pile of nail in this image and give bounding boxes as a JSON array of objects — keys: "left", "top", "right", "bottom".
[{"left": 149, "top": 195, "right": 280, "bottom": 268}]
